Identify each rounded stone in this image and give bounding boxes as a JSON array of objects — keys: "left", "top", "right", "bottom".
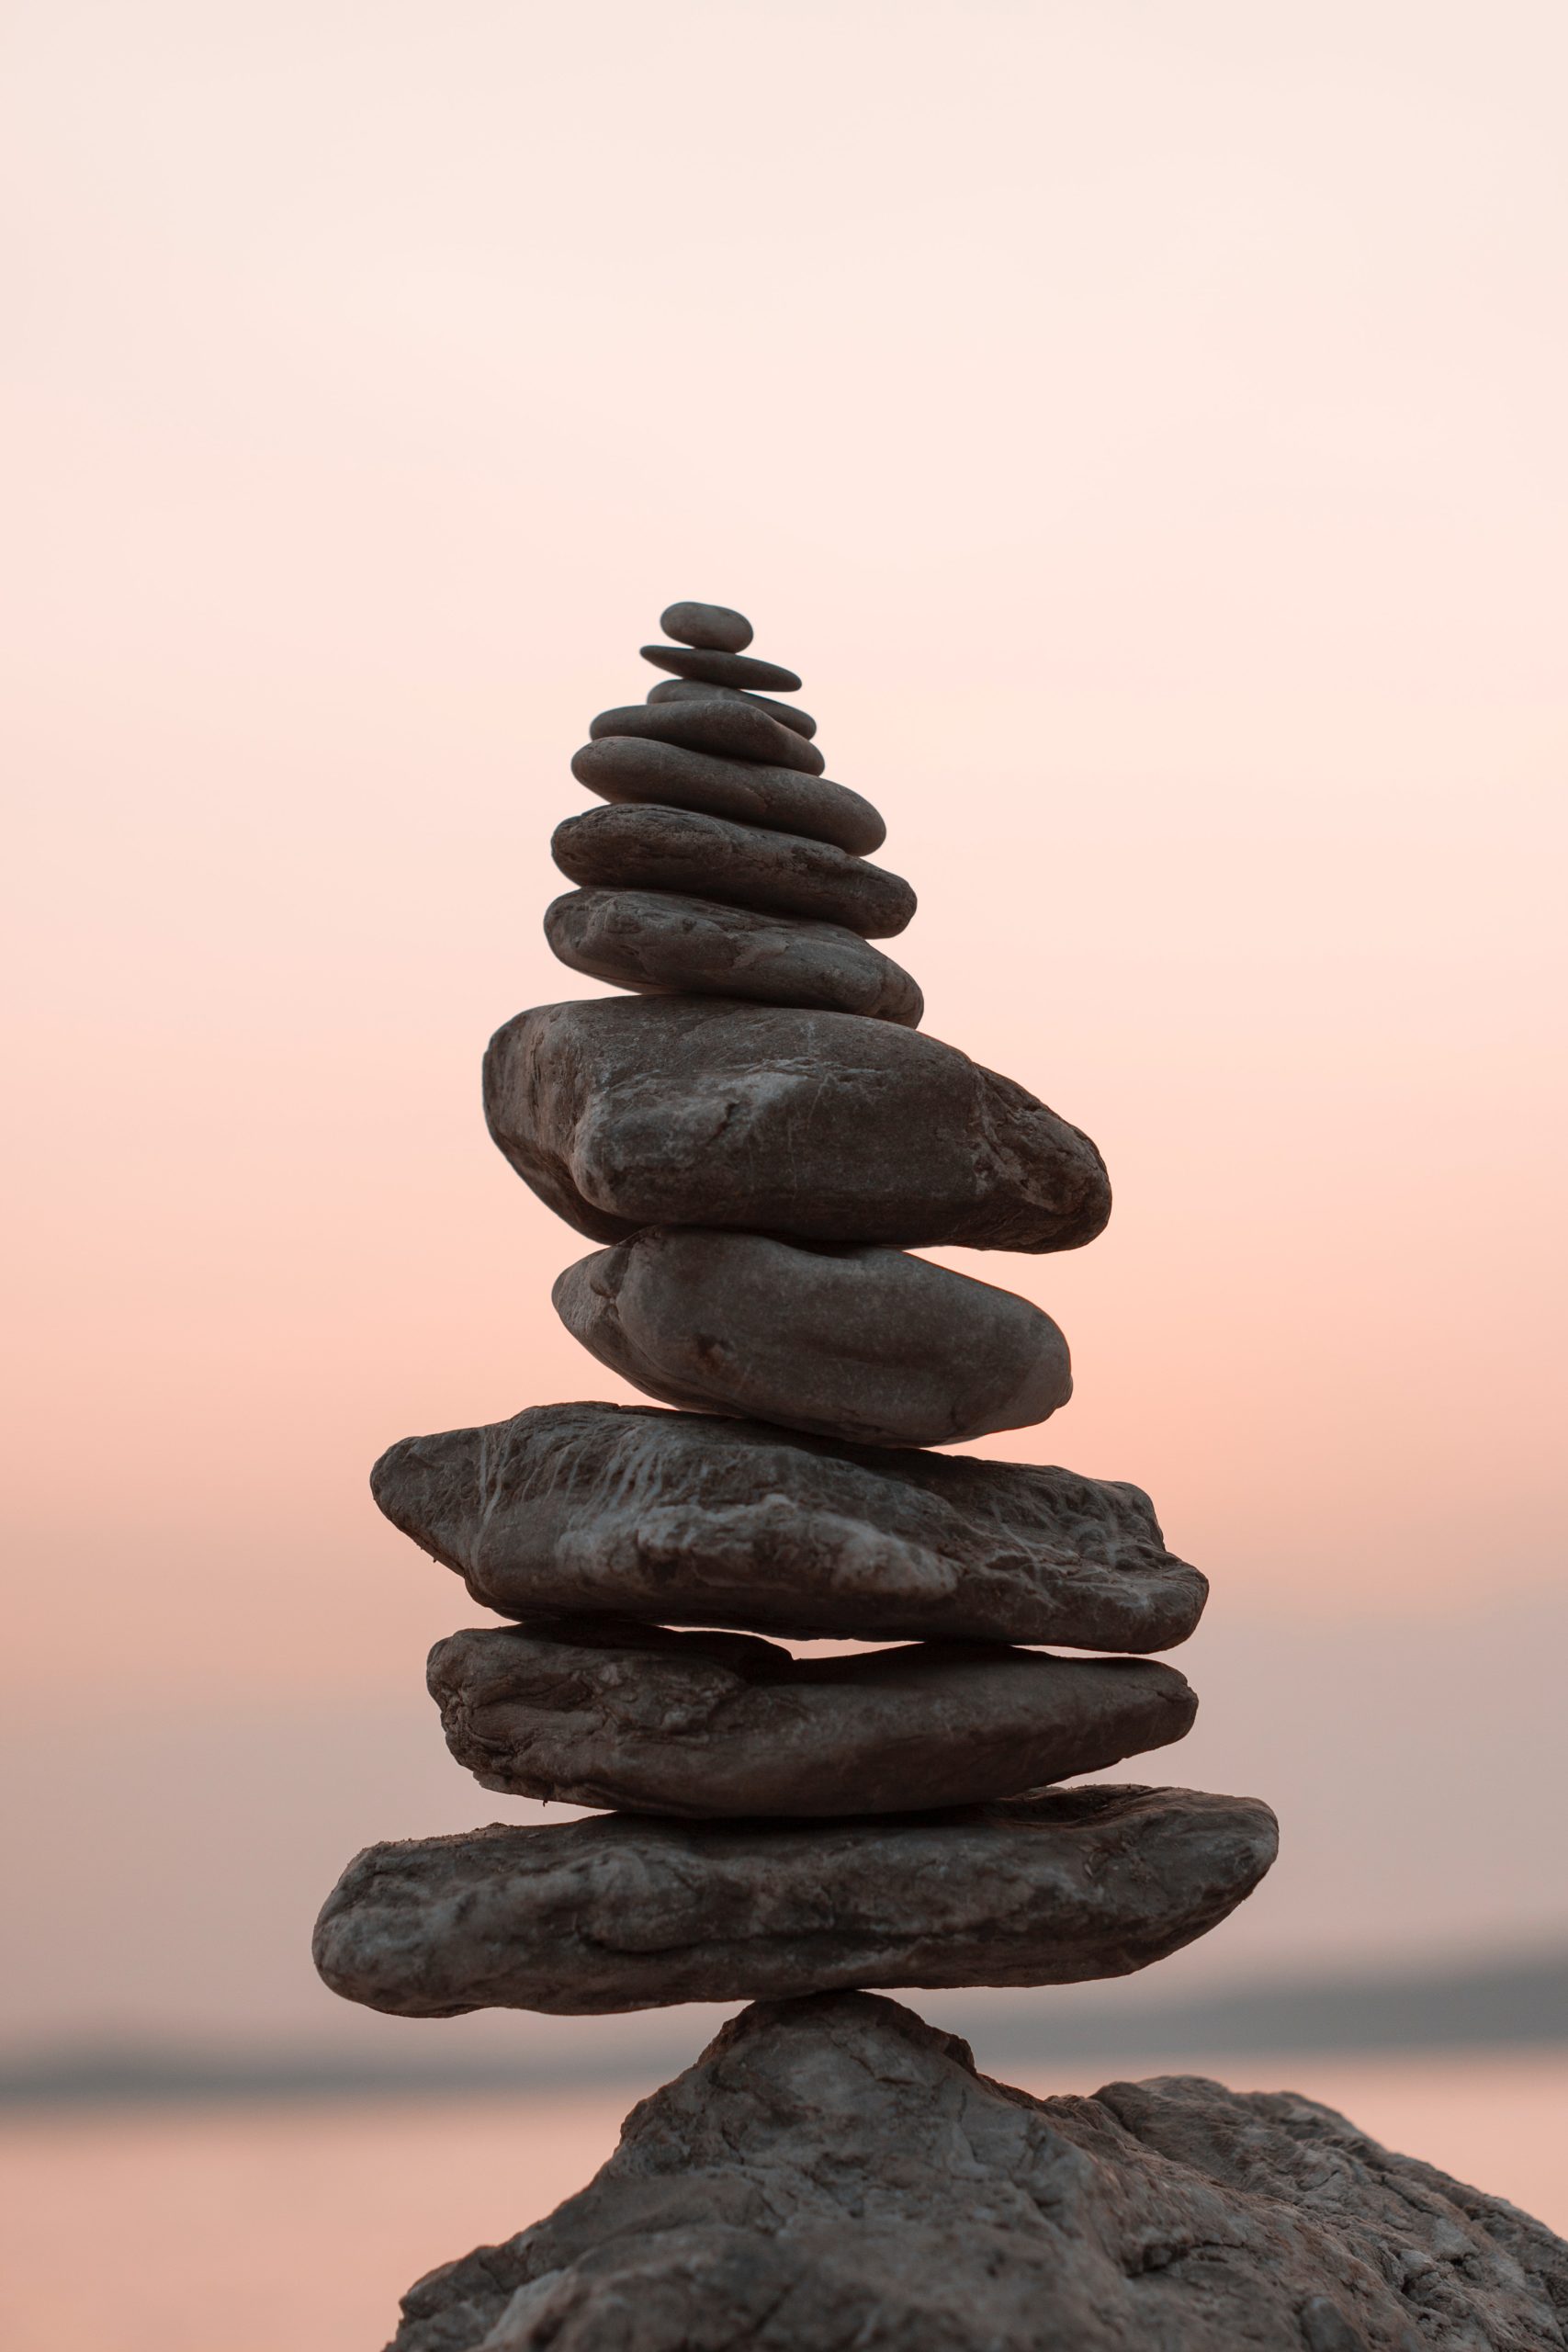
[
  {"left": 589, "top": 698, "right": 825, "bottom": 776},
  {"left": 551, "top": 805, "right": 916, "bottom": 938},
  {"left": 648, "top": 678, "right": 818, "bottom": 740},
  {"left": 553, "top": 1231, "right": 1070, "bottom": 1447},
  {"left": 427, "top": 1620, "right": 1197, "bottom": 1816},
  {"left": 659, "top": 600, "right": 753, "bottom": 653},
  {"left": 571, "top": 735, "right": 884, "bottom": 856},
  {"left": 641, "top": 642, "right": 803, "bottom": 693},
  {"left": 544, "top": 889, "right": 922, "bottom": 1025}
]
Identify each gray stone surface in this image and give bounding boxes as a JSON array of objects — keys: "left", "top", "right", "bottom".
[
  {"left": 313, "top": 1785, "right": 1278, "bottom": 2018},
  {"left": 427, "top": 1621, "right": 1197, "bottom": 1816},
  {"left": 544, "top": 890, "right": 922, "bottom": 1024},
  {"left": 370, "top": 1401, "right": 1208, "bottom": 1649},
  {"left": 571, "top": 734, "right": 883, "bottom": 854},
  {"left": 551, "top": 804, "right": 914, "bottom": 935},
  {"left": 648, "top": 677, "right": 817, "bottom": 739},
  {"left": 483, "top": 998, "right": 1111, "bottom": 1251},
  {"left": 659, "top": 599, "right": 752, "bottom": 652},
  {"left": 641, "top": 641, "right": 802, "bottom": 692},
  {"left": 384, "top": 1991, "right": 1568, "bottom": 2352},
  {"left": 553, "top": 1230, "right": 1070, "bottom": 1446},
  {"left": 589, "top": 697, "right": 825, "bottom": 775}
]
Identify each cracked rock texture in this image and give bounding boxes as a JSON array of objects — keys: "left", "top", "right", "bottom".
[
  {"left": 427, "top": 1621, "right": 1196, "bottom": 1816},
  {"left": 551, "top": 803, "right": 914, "bottom": 933},
  {"left": 571, "top": 734, "right": 882, "bottom": 854},
  {"left": 311, "top": 1785, "right": 1277, "bottom": 2017},
  {"left": 384, "top": 1991, "right": 1568, "bottom": 2352},
  {"left": 482, "top": 997, "right": 1111, "bottom": 1251},
  {"left": 544, "top": 891, "right": 923, "bottom": 1025},
  {"left": 552, "top": 1229, "right": 1070, "bottom": 1446},
  {"left": 370, "top": 1402, "right": 1207, "bottom": 1649}
]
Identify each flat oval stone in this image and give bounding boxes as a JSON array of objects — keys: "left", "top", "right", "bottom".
[
  {"left": 551, "top": 806, "right": 914, "bottom": 938},
  {"left": 312, "top": 1785, "right": 1278, "bottom": 2015},
  {"left": 483, "top": 998, "right": 1111, "bottom": 1251},
  {"left": 659, "top": 600, "right": 752, "bottom": 652},
  {"left": 427, "top": 1621, "right": 1197, "bottom": 1816},
  {"left": 589, "top": 699, "right": 825, "bottom": 776},
  {"left": 554, "top": 1231, "right": 1069, "bottom": 1446},
  {"left": 648, "top": 678, "right": 817, "bottom": 740},
  {"left": 641, "top": 643, "right": 803, "bottom": 693},
  {"left": 572, "top": 736, "right": 883, "bottom": 855},
  {"left": 544, "top": 890, "right": 922, "bottom": 1025},
  {"left": 370, "top": 1402, "right": 1207, "bottom": 1650}
]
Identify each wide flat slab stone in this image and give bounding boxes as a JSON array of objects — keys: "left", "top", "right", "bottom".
[
  {"left": 428, "top": 1621, "right": 1196, "bottom": 1816},
  {"left": 384, "top": 1991, "right": 1568, "bottom": 2352},
  {"left": 484, "top": 998, "right": 1111, "bottom": 1251},
  {"left": 544, "top": 890, "right": 922, "bottom": 1025},
  {"left": 552, "top": 1229, "right": 1069, "bottom": 1446},
  {"left": 589, "top": 697, "right": 825, "bottom": 775},
  {"left": 312, "top": 1784, "right": 1278, "bottom": 2017},
  {"left": 371, "top": 1401, "right": 1207, "bottom": 1649},
  {"left": 551, "top": 803, "right": 913, "bottom": 934},
  {"left": 571, "top": 734, "right": 883, "bottom": 854}
]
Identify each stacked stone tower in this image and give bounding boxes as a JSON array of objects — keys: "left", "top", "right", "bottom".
[{"left": 315, "top": 598, "right": 1275, "bottom": 2021}]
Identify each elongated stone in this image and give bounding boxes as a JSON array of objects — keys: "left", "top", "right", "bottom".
[
  {"left": 551, "top": 805, "right": 914, "bottom": 936},
  {"left": 641, "top": 642, "right": 802, "bottom": 692},
  {"left": 370, "top": 1402, "right": 1207, "bottom": 1649},
  {"left": 554, "top": 1230, "right": 1068, "bottom": 1446},
  {"left": 648, "top": 677, "right": 817, "bottom": 739},
  {"left": 659, "top": 599, "right": 752, "bottom": 652},
  {"left": 428, "top": 1622, "right": 1197, "bottom": 1816},
  {"left": 544, "top": 890, "right": 922, "bottom": 1025},
  {"left": 571, "top": 735, "right": 883, "bottom": 855},
  {"left": 484, "top": 998, "right": 1111, "bottom": 1251},
  {"left": 312, "top": 1785, "right": 1278, "bottom": 2017},
  {"left": 589, "top": 698, "right": 825, "bottom": 775}
]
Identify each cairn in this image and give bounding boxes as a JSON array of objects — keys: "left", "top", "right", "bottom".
[{"left": 315, "top": 603, "right": 1275, "bottom": 2016}]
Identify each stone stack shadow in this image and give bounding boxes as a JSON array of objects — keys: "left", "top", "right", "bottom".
[{"left": 313, "top": 601, "right": 1278, "bottom": 2021}]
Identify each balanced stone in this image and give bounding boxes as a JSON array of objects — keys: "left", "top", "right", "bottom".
[
  {"left": 553, "top": 1229, "right": 1070, "bottom": 1446},
  {"left": 545, "top": 890, "right": 923, "bottom": 1025},
  {"left": 641, "top": 642, "right": 802, "bottom": 692},
  {"left": 589, "top": 697, "right": 825, "bottom": 776},
  {"left": 312, "top": 1785, "right": 1278, "bottom": 2017},
  {"left": 370, "top": 1402, "right": 1208, "bottom": 1649},
  {"left": 571, "top": 735, "right": 883, "bottom": 855},
  {"left": 659, "top": 599, "right": 752, "bottom": 652},
  {"left": 484, "top": 998, "right": 1111, "bottom": 1250},
  {"left": 428, "top": 1621, "right": 1197, "bottom": 1816},
  {"left": 551, "top": 804, "right": 914, "bottom": 935},
  {"left": 380, "top": 1991, "right": 1568, "bottom": 2352},
  {"left": 649, "top": 676, "right": 818, "bottom": 739}
]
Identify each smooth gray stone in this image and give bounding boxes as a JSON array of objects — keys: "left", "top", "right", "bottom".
[
  {"left": 483, "top": 998, "right": 1111, "bottom": 1251},
  {"left": 588, "top": 697, "right": 825, "bottom": 775},
  {"left": 551, "top": 805, "right": 913, "bottom": 936},
  {"left": 312, "top": 1785, "right": 1279, "bottom": 2017},
  {"left": 648, "top": 677, "right": 817, "bottom": 739},
  {"left": 658, "top": 599, "right": 752, "bottom": 652},
  {"left": 369, "top": 1402, "right": 1208, "bottom": 1649},
  {"left": 641, "top": 642, "right": 802, "bottom": 692},
  {"left": 427, "top": 1621, "right": 1197, "bottom": 1816},
  {"left": 571, "top": 735, "right": 883, "bottom": 855},
  {"left": 543, "top": 890, "right": 923, "bottom": 1025},
  {"left": 381, "top": 1992, "right": 1568, "bottom": 2352},
  {"left": 553, "top": 1230, "right": 1069, "bottom": 1446}
]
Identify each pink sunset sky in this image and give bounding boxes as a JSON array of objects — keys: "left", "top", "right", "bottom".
[{"left": 2, "top": 0, "right": 1564, "bottom": 2060}]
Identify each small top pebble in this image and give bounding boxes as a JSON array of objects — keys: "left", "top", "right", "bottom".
[{"left": 660, "top": 602, "right": 753, "bottom": 654}]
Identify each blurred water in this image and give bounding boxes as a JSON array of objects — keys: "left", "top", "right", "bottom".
[{"left": 3, "top": 2049, "right": 1563, "bottom": 2352}]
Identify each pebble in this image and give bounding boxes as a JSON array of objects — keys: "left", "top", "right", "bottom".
[
  {"left": 588, "top": 698, "right": 825, "bottom": 776},
  {"left": 571, "top": 735, "right": 885, "bottom": 856},
  {"left": 551, "top": 805, "right": 915, "bottom": 937},
  {"left": 659, "top": 600, "right": 753, "bottom": 652},
  {"left": 648, "top": 678, "right": 818, "bottom": 739},
  {"left": 641, "top": 642, "right": 803, "bottom": 692}
]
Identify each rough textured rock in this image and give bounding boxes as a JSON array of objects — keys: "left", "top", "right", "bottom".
[
  {"left": 312, "top": 1784, "right": 1278, "bottom": 2017},
  {"left": 551, "top": 803, "right": 914, "bottom": 935},
  {"left": 553, "top": 1229, "right": 1070, "bottom": 1446},
  {"left": 571, "top": 734, "right": 883, "bottom": 855},
  {"left": 370, "top": 1401, "right": 1209, "bottom": 1649},
  {"left": 659, "top": 599, "right": 752, "bottom": 652},
  {"left": 641, "top": 641, "right": 802, "bottom": 692},
  {"left": 649, "top": 676, "right": 818, "bottom": 739},
  {"left": 590, "top": 696, "right": 824, "bottom": 775},
  {"left": 428, "top": 1621, "right": 1197, "bottom": 1816},
  {"left": 383, "top": 1991, "right": 1568, "bottom": 2352},
  {"left": 483, "top": 998, "right": 1111, "bottom": 1252},
  {"left": 544, "top": 890, "right": 922, "bottom": 1025}
]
